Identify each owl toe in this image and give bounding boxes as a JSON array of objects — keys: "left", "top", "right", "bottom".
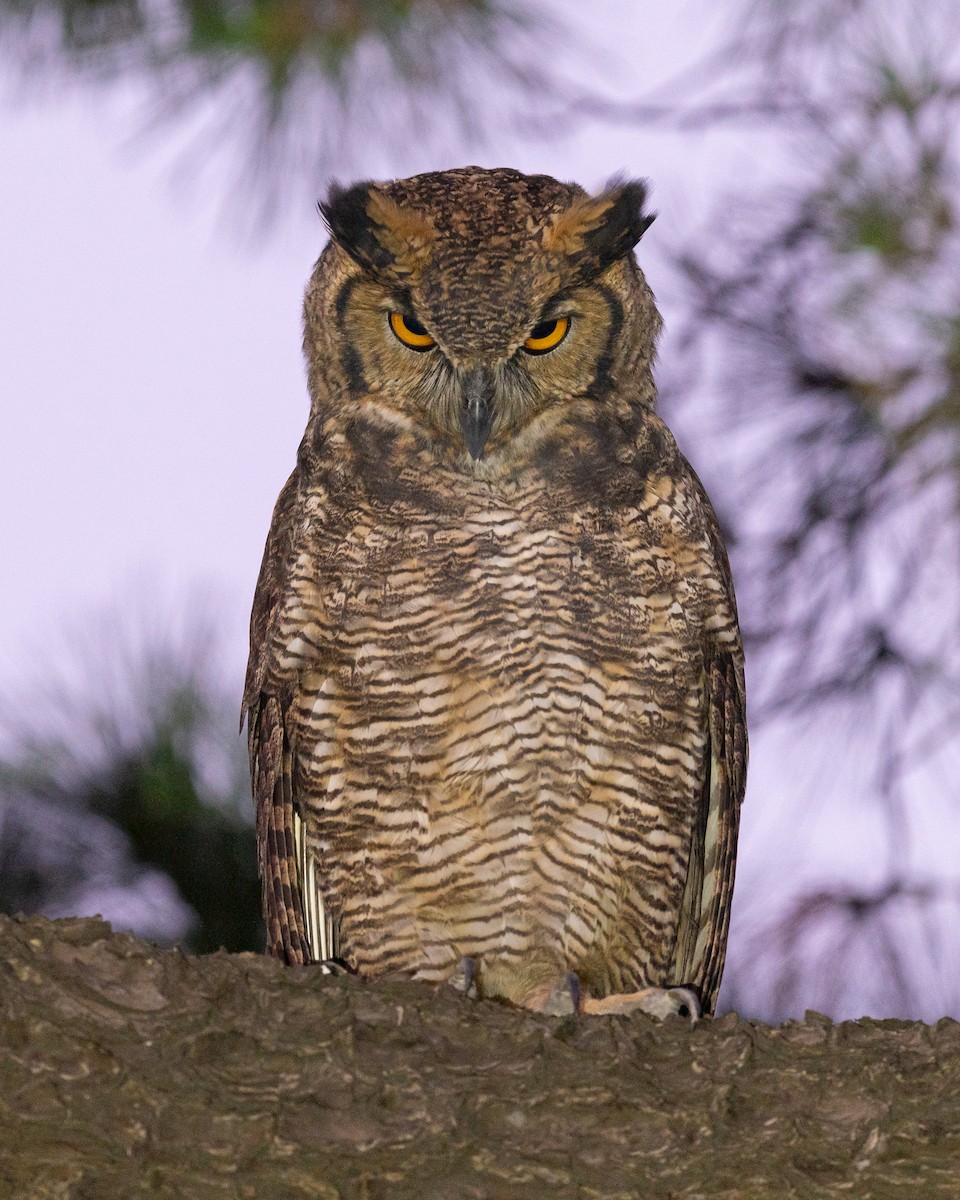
[
  {"left": 536, "top": 971, "right": 583, "bottom": 1016},
  {"left": 447, "top": 956, "right": 481, "bottom": 1000},
  {"left": 581, "top": 985, "right": 701, "bottom": 1023},
  {"left": 311, "top": 957, "right": 358, "bottom": 976}
]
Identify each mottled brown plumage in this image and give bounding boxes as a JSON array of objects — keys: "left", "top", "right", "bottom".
[{"left": 244, "top": 166, "right": 746, "bottom": 1018}]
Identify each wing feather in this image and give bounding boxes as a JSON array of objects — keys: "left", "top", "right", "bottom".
[
  {"left": 244, "top": 468, "right": 313, "bottom": 965},
  {"left": 249, "top": 694, "right": 310, "bottom": 964},
  {"left": 244, "top": 464, "right": 341, "bottom": 968},
  {"left": 671, "top": 649, "right": 747, "bottom": 1014}
]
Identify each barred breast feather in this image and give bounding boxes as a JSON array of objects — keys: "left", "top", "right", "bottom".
[{"left": 245, "top": 404, "right": 745, "bottom": 1014}]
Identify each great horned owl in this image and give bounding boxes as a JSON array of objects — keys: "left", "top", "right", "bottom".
[{"left": 244, "top": 166, "right": 746, "bottom": 1019}]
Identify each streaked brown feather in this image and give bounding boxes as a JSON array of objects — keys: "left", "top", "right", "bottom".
[
  {"left": 249, "top": 695, "right": 309, "bottom": 964},
  {"left": 670, "top": 650, "right": 746, "bottom": 1014},
  {"left": 245, "top": 468, "right": 312, "bottom": 964}
]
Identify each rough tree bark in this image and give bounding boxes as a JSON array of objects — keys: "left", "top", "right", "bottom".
[{"left": 1, "top": 914, "right": 957, "bottom": 1198}]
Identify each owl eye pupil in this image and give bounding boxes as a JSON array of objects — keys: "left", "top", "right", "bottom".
[
  {"left": 404, "top": 315, "right": 428, "bottom": 336},
  {"left": 530, "top": 320, "right": 557, "bottom": 340}
]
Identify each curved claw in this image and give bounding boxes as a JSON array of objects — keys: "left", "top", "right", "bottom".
[
  {"left": 448, "top": 956, "right": 480, "bottom": 1000},
  {"left": 314, "top": 957, "right": 357, "bottom": 976},
  {"left": 538, "top": 971, "right": 582, "bottom": 1017}
]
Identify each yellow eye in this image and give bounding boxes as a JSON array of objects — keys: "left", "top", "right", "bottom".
[
  {"left": 523, "top": 316, "right": 570, "bottom": 355},
  {"left": 389, "top": 311, "right": 435, "bottom": 351}
]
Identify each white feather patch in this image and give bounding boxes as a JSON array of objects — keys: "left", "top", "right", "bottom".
[{"left": 293, "top": 807, "right": 339, "bottom": 969}]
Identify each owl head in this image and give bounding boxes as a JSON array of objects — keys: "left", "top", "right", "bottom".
[{"left": 303, "top": 166, "right": 659, "bottom": 468}]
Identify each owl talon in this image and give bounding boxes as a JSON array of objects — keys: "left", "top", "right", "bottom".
[
  {"left": 314, "top": 957, "right": 357, "bottom": 976},
  {"left": 580, "top": 984, "right": 701, "bottom": 1023},
  {"left": 448, "top": 956, "right": 480, "bottom": 1000},
  {"left": 536, "top": 971, "right": 583, "bottom": 1016}
]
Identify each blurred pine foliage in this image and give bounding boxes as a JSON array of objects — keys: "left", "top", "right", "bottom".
[{"left": 0, "top": 601, "right": 262, "bottom": 953}]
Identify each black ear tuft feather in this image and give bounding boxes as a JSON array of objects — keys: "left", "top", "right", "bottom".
[
  {"left": 584, "top": 180, "right": 656, "bottom": 271},
  {"left": 319, "top": 180, "right": 395, "bottom": 272},
  {"left": 548, "top": 177, "right": 656, "bottom": 284}
]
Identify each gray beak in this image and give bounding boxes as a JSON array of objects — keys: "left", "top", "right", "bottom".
[{"left": 459, "top": 367, "right": 496, "bottom": 460}]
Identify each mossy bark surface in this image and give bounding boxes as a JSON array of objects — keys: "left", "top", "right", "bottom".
[{"left": 2, "top": 914, "right": 958, "bottom": 1198}]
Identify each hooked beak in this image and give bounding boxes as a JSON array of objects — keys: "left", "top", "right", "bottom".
[{"left": 459, "top": 366, "right": 496, "bottom": 460}]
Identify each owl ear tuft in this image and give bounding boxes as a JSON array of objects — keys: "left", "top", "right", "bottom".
[
  {"left": 319, "top": 180, "right": 391, "bottom": 271},
  {"left": 547, "top": 178, "right": 655, "bottom": 281},
  {"left": 320, "top": 182, "right": 435, "bottom": 278}
]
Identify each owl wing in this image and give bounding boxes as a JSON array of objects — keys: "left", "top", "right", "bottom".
[
  {"left": 668, "top": 471, "right": 748, "bottom": 1016},
  {"left": 244, "top": 468, "right": 312, "bottom": 966},
  {"left": 671, "top": 649, "right": 747, "bottom": 1015},
  {"left": 246, "top": 691, "right": 310, "bottom": 964}
]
